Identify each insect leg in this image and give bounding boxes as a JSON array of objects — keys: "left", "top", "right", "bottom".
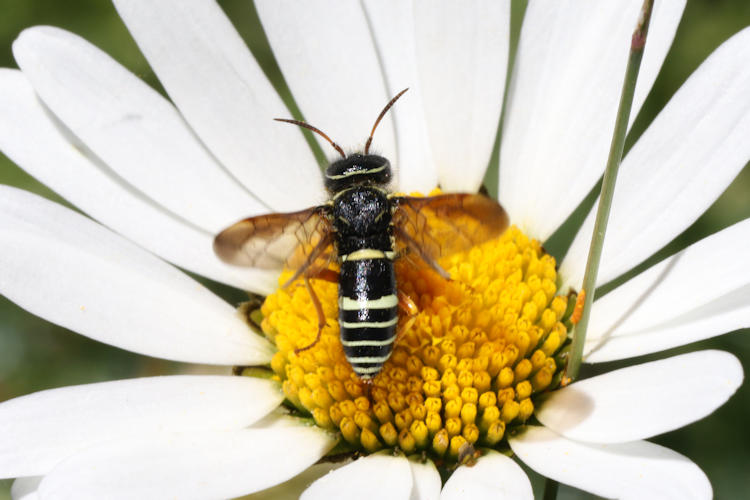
[
  {"left": 282, "top": 232, "right": 334, "bottom": 288},
  {"left": 362, "top": 379, "right": 373, "bottom": 399},
  {"left": 396, "top": 289, "right": 419, "bottom": 341},
  {"left": 292, "top": 247, "right": 338, "bottom": 355},
  {"left": 394, "top": 226, "right": 450, "bottom": 279},
  {"left": 309, "top": 268, "right": 339, "bottom": 284},
  {"left": 295, "top": 276, "right": 327, "bottom": 354}
]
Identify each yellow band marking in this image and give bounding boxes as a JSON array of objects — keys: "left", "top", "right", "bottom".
[
  {"left": 326, "top": 165, "right": 387, "bottom": 180},
  {"left": 342, "top": 249, "right": 396, "bottom": 261},
  {"left": 340, "top": 317, "right": 399, "bottom": 329},
  {"left": 346, "top": 354, "right": 392, "bottom": 364},
  {"left": 339, "top": 295, "right": 398, "bottom": 311},
  {"left": 340, "top": 337, "right": 396, "bottom": 347}
]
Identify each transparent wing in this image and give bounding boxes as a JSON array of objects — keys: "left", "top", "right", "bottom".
[
  {"left": 213, "top": 206, "right": 332, "bottom": 270},
  {"left": 392, "top": 194, "right": 509, "bottom": 265}
]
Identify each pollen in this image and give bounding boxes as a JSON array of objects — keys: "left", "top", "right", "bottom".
[{"left": 260, "top": 224, "right": 572, "bottom": 463}]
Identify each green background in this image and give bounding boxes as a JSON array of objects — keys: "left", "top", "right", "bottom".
[{"left": 0, "top": 1, "right": 748, "bottom": 498}]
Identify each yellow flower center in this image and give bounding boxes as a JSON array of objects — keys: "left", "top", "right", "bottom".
[{"left": 259, "top": 222, "right": 571, "bottom": 463}]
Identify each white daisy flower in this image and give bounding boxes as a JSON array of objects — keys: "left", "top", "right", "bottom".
[{"left": 0, "top": 0, "right": 748, "bottom": 499}]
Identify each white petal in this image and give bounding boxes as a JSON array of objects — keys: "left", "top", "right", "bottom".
[
  {"left": 510, "top": 426, "right": 712, "bottom": 500},
  {"left": 255, "top": 2, "right": 400, "bottom": 171},
  {"left": 0, "top": 186, "right": 274, "bottom": 365},
  {"left": 0, "top": 69, "right": 277, "bottom": 293},
  {"left": 248, "top": 410, "right": 309, "bottom": 430},
  {"left": 414, "top": 0, "right": 509, "bottom": 192},
  {"left": 536, "top": 350, "right": 743, "bottom": 444},
  {"left": 499, "top": 0, "right": 684, "bottom": 241},
  {"left": 361, "top": 0, "right": 438, "bottom": 192},
  {"left": 113, "top": 0, "right": 324, "bottom": 211},
  {"left": 0, "top": 376, "right": 282, "bottom": 478},
  {"left": 243, "top": 462, "right": 345, "bottom": 500},
  {"left": 13, "top": 26, "right": 264, "bottom": 234},
  {"left": 11, "top": 477, "right": 41, "bottom": 500},
  {"left": 562, "top": 27, "right": 750, "bottom": 288},
  {"left": 408, "top": 457, "right": 441, "bottom": 500},
  {"left": 585, "top": 218, "right": 750, "bottom": 362},
  {"left": 440, "top": 452, "right": 532, "bottom": 500},
  {"left": 301, "top": 453, "right": 412, "bottom": 500},
  {"left": 38, "top": 426, "right": 337, "bottom": 500}
]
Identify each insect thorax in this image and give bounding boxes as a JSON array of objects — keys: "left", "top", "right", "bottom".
[
  {"left": 325, "top": 152, "right": 394, "bottom": 256},
  {"left": 331, "top": 187, "right": 393, "bottom": 256}
]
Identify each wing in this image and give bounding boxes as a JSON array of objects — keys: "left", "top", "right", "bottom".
[
  {"left": 213, "top": 206, "right": 333, "bottom": 271},
  {"left": 392, "top": 194, "right": 509, "bottom": 265}
]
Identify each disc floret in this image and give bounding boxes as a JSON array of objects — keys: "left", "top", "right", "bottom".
[{"left": 261, "top": 225, "right": 571, "bottom": 463}]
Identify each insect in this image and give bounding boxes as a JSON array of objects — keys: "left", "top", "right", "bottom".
[{"left": 214, "top": 89, "right": 509, "bottom": 380}]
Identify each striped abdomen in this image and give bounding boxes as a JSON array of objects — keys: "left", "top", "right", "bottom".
[{"left": 338, "top": 249, "right": 397, "bottom": 379}]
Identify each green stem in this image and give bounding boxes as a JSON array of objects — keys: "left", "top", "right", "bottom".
[
  {"left": 543, "top": 478, "right": 560, "bottom": 500},
  {"left": 564, "top": 0, "right": 655, "bottom": 382}
]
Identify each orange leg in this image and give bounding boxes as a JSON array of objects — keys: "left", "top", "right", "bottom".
[
  {"left": 397, "top": 290, "right": 419, "bottom": 341},
  {"left": 362, "top": 379, "right": 373, "bottom": 399},
  {"left": 395, "top": 226, "right": 451, "bottom": 279},
  {"left": 311, "top": 268, "right": 339, "bottom": 284},
  {"left": 293, "top": 267, "right": 340, "bottom": 354},
  {"left": 294, "top": 276, "right": 328, "bottom": 354}
]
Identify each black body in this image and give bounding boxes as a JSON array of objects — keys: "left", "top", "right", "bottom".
[
  {"left": 214, "top": 90, "right": 509, "bottom": 382},
  {"left": 325, "top": 154, "right": 398, "bottom": 379}
]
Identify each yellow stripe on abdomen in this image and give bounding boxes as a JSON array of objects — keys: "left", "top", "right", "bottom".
[
  {"left": 341, "top": 248, "right": 396, "bottom": 261},
  {"left": 338, "top": 294, "right": 398, "bottom": 311}
]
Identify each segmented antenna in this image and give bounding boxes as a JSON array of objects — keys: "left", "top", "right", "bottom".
[
  {"left": 274, "top": 118, "right": 346, "bottom": 159},
  {"left": 364, "top": 88, "right": 409, "bottom": 155}
]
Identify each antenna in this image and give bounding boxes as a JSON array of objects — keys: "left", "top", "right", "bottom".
[
  {"left": 274, "top": 118, "right": 346, "bottom": 159},
  {"left": 364, "top": 88, "right": 409, "bottom": 155}
]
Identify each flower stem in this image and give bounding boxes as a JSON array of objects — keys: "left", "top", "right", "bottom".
[
  {"left": 564, "top": 0, "right": 655, "bottom": 382},
  {"left": 543, "top": 478, "right": 560, "bottom": 500}
]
